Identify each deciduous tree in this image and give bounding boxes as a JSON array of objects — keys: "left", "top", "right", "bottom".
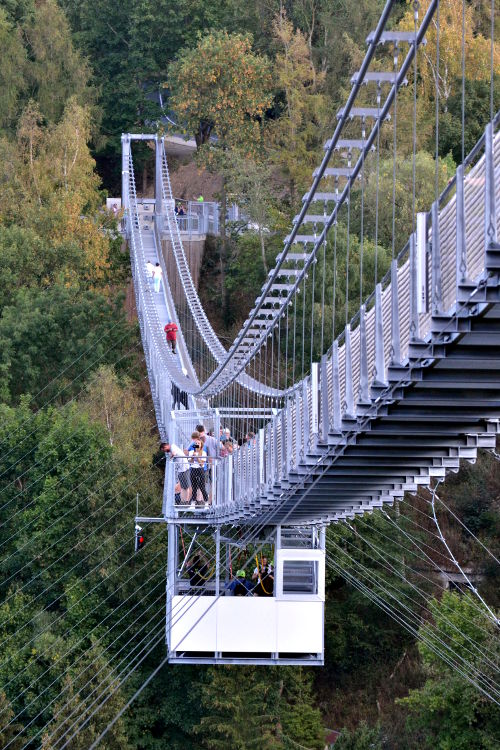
[
  {"left": 398, "top": 0, "right": 500, "bottom": 113},
  {"left": 268, "top": 9, "right": 328, "bottom": 205},
  {"left": 168, "top": 30, "right": 272, "bottom": 306},
  {"left": 0, "top": 8, "right": 27, "bottom": 131},
  {"left": 398, "top": 592, "right": 500, "bottom": 750}
]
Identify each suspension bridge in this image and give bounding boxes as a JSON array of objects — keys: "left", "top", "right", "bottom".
[
  {"left": 2, "top": 3, "right": 500, "bottom": 747},
  {"left": 120, "top": 1, "right": 500, "bottom": 666}
]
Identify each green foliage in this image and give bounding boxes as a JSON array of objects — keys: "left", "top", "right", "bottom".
[
  {"left": 0, "top": 0, "right": 95, "bottom": 132},
  {"left": 335, "top": 721, "right": 385, "bottom": 750},
  {"left": 399, "top": 592, "right": 500, "bottom": 750},
  {"left": 168, "top": 30, "right": 272, "bottom": 149},
  {"left": 41, "top": 642, "right": 134, "bottom": 750},
  {"left": 196, "top": 666, "right": 324, "bottom": 750},
  {"left": 0, "top": 2, "right": 498, "bottom": 749},
  {"left": 226, "top": 151, "right": 279, "bottom": 274},
  {"left": 439, "top": 77, "right": 500, "bottom": 164},
  {"left": 24, "top": 0, "right": 95, "bottom": 125},
  {"left": 0, "top": 225, "right": 75, "bottom": 309},
  {"left": 0, "top": 284, "right": 136, "bottom": 405},
  {"left": 126, "top": 664, "right": 204, "bottom": 749},
  {"left": 225, "top": 224, "right": 285, "bottom": 310},
  {"left": 0, "top": 393, "right": 164, "bottom": 744},
  {"left": 268, "top": 8, "right": 329, "bottom": 205},
  {"left": 360, "top": 151, "right": 454, "bottom": 256},
  {"left": 62, "top": 0, "right": 235, "bottom": 181},
  {"left": 279, "top": 668, "right": 324, "bottom": 749},
  {"left": 0, "top": 690, "right": 25, "bottom": 749},
  {"left": 0, "top": 8, "right": 27, "bottom": 130}
]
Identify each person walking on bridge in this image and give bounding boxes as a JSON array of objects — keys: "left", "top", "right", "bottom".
[
  {"left": 153, "top": 262, "right": 163, "bottom": 293},
  {"left": 146, "top": 259, "right": 155, "bottom": 284},
  {"left": 164, "top": 321, "right": 178, "bottom": 353}
]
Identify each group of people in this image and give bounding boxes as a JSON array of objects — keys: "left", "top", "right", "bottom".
[
  {"left": 145, "top": 259, "right": 179, "bottom": 355},
  {"left": 157, "top": 424, "right": 257, "bottom": 510},
  {"left": 185, "top": 553, "right": 274, "bottom": 597},
  {"left": 219, "top": 427, "right": 255, "bottom": 457},
  {"left": 227, "top": 556, "right": 274, "bottom": 597},
  {"left": 146, "top": 259, "right": 163, "bottom": 293},
  {"left": 159, "top": 424, "right": 218, "bottom": 509}
]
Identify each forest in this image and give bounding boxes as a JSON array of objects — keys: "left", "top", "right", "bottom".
[{"left": 0, "top": 0, "right": 499, "bottom": 748}]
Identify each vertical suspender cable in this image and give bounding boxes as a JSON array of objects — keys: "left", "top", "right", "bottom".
[
  {"left": 310, "top": 246, "right": 316, "bottom": 367},
  {"left": 301, "top": 270, "right": 306, "bottom": 381},
  {"left": 412, "top": 2, "right": 419, "bottom": 234},
  {"left": 461, "top": 0, "right": 465, "bottom": 164},
  {"left": 345, "top": 183, "right": 352, "bottom": 325},
  {"left": 490, "top": 0, "right": 495, "bottom": 125},
  {"left": 375, "top": 83, "right": 381, "bottom": 286},
  {"left": 360, "top": 119, "right": 366, "bottom": 306},
  {"left": 435, "top": 0, "right": 440, "bottom": 205},
  {"left": 320, "top": 237, "right": 327, "bottom": 356},
  {"left": 331, "top": 219, "right": 338, "bottom": 342},
  {"left": 391, "top": 45, "right": 399, "bottom": 260}
]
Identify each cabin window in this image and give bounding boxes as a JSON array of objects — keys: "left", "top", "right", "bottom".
[{"left": 282, "top": 560, "right": 319, "bottom": 595}]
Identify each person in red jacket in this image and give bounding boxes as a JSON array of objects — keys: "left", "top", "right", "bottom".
[{"left": 164, "top": 321, "right": 178, "bottom": 354}]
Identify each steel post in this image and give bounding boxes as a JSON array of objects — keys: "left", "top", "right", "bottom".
[
  {"left": 320, "top": 354, "right": 329, "bottom": 441},
  {"left": 121, "top": 134, "right": 130, "bottom": 212},
  {"left": 431, "top": 201, "right": 442, "bottom": 314},
  {"left": 344, "top": 325, "right": 355, "bottom": 417},
  {"left": 485, "top": 122, "right": 498, "bottom": 247},
  {"left": 390, "top": 259, "right": 401, "bottom": 363},
  {"left": 358, "top": 306, "right": 370, "bottom": 404},
  {"left": 456, "top": 163, "right": 467, "bottom": 285}
]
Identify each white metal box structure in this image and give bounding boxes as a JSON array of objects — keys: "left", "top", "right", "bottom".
[{"left": 167, "top": 527, "right": 326, "bottom": 665}]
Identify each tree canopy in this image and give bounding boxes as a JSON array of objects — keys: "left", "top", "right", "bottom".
[{"left": 168, "top": 30, "right": 273, "bottom": 149}]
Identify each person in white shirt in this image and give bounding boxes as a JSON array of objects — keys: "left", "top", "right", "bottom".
[
  {"left": 153, "top": 262, "right": 163, "bottom": 293},
  {"left": 164, "top": 442, "right": 190, "bottom": 503},
  {"left": 146, "top": 260, "right": 155, "bottom": 283}
]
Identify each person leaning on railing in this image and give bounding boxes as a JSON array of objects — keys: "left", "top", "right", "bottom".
[{"left": 163, "top": 442, "right": 190, "bottom": 504}]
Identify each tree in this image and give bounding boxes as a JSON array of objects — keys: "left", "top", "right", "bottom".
[
  {"left": 168, "top": 30, "right": 272, "bottom": 149},
  {"left": 196, "top": 666, "right": 282, "bottom": 749},
  {"left": 0, "top": 8, "right": 27, "bottom": 131},
  {"left": 0, "top": 225, "right": 75, "bottom": 309},
  {"left": 226, "top": 152, "right": 278, "bottom": 274},
  {"left": 0, "top": 690, "right": 25, "bottom": 750},
  {"left": 7, "top": 98, "right": 121, "bottom": 285},
  {"left": 279, "top": 668, "right": 324, "bottom": 750},
  {"left": 0, "top": 284, "right": 135, "bottom": 405},
  {"left": 397, "top": 0, "right": 500, "bottom": 140},
  {"left": 23, "top": 0, "right": 94, "bottom": 125},
  {"left": 334, "top": 722, "right": 385, "bottom": 750},
  {"left": 268, "top": 9, "right": 328, "bottom": 205},
  {"left": 62, "top": 0, "right": 236, "bottom": 190},
  {"left": 41, "top": 643, "right": 133, "bottom": 750},
  {"left": 81, "top": 365, "right": 157, "bottom": 471},
  {"left": 439, "top": 76, "right": 500, "bottom": 164},
  {"left": 398, "top": 592, "right": 500, "bottom": 750},
  {"left": 168, "top": 30, "right": 272, "bottom": 307},
  {"left": 360, "top": 150, "right": 453, "bottom": 256},
  {"left": 196, "top": 666, "right": 324, "bottom": 750}
]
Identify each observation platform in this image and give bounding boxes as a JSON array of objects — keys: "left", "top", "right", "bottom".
[{"left": 167, "top": 526, "right": 326, "bottom": 665}]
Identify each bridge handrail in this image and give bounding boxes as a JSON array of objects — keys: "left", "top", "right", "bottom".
[
  {"left": 125, "top": 150, "right": 203, "bottom": 439},
  {"left": 213, "top": 116, "right": 500, "bottom": 520}
]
